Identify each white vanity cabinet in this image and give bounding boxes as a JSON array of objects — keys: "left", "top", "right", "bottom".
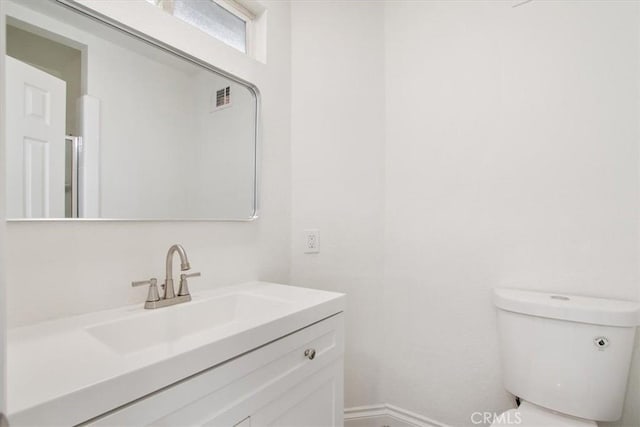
[
  {"left": 82, "top": 313, "right": 344, "bottom": 427},
  {"left": 9, "top": 283, "right": 345, "bottom": 426}
]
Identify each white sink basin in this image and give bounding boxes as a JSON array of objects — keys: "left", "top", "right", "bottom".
[{"left": 86, "top": 293, "right": 292, "bottom": 354}]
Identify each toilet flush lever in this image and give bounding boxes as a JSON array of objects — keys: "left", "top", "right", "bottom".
[{"left": 178, "top": 272, "right": 201, "bottom": 297}]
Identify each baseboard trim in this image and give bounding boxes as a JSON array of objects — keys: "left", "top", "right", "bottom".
[
  {"left": 345, "top": 404, "right": 388, "bottom": 419},
  {"left": 344, "top": 404, "right": 451, "bottom": 427}
]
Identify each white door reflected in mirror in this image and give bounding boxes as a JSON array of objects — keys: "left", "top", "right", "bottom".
[{"left": 5, "top": 56, "right": 66, "bottom": 219}]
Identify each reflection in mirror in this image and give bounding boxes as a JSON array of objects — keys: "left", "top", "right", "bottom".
[{"left": 4, "top": 0, "right": 259, "bottom": 220}]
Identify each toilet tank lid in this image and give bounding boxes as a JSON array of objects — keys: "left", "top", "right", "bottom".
[{"left": 493, "top": 288, "right": 640, "bottom": 327}]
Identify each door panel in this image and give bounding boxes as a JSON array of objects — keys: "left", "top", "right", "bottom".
[
  {"left": 5, "top": 55, "right": 66, "bottom": 218},
  {"left": 251, "top": 361, "right": 343, "bottom": 427}
]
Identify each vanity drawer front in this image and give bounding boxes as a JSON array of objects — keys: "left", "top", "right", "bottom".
[{"left": 84, "top": 312, "right": 344, "bottom": 426}]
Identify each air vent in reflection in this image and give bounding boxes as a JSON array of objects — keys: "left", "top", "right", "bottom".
[{"left": 215, "top": 86, "right": 231, "bottom": 108}]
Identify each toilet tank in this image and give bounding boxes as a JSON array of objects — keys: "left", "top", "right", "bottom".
[{"left": 493, "top": 288, "right": 639, "bottom": 422}]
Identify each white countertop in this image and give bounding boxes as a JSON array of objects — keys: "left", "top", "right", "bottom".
[{"left": 8, "top": 281, "right": 345, "bottom": 426}]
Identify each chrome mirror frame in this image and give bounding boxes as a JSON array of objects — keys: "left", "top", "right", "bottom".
[{"left": 5, "top": 0, "right": 261, "bottom": 222}]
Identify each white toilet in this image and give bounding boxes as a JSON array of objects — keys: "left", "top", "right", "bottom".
[{"left": 492, "top": 288, "right": 640, "bottom": 426}]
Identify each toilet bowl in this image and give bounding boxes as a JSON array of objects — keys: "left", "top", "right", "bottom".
[{"left": 492, "top": 288, "right": 639, "bottom": 426}]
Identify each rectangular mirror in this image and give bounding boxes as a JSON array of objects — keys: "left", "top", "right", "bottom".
[{"left": 3, "top": 0, "right": 259, "bottom": 221}]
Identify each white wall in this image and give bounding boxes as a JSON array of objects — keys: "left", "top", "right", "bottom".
[
  {"left": 190, "top": 74, "right": 256, "bottom": 218},
  {"left": 383, "top": 2, "right": 639, "bottom": 425},
  {"left": 292, "top": 1, "right": 640, "bottom": 426},
  {"left": 5, "top": 0, "right": 291, "bottom": 327},
  {"left": 90, "top": 36, "right": 197, "bottom": 219},
  {"left": 290, "top": 0, "right": 386, "bottom": 408}
]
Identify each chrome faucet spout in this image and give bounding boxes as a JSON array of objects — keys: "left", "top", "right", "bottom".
[
  {"left": 164, "top": 244, "right": 190, "bottom": 299},
  {"left": 132, "top": 244, "right": 200, "bottom": 309}
]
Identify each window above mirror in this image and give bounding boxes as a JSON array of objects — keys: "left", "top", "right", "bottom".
[{"left": 145, "top": 0, "right": 254, "bottom": 54}]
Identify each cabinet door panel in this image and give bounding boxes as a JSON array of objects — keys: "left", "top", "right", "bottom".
[{"left": 251, "top": 360, "right": 343, "bottom": 427}]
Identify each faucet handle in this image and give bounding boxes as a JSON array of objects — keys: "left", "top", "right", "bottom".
[
  {"left": 178, "top": 272, "right": 200, "bottom": 297},
  {"left": 132, "top": 278, "right": 160, "bottom": 303}
]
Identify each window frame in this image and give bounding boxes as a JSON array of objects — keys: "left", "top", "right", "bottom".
[
  {"left": 153, "top": 0, "right": 255, "bottom": 55},
  {"left": 213, "top": 0, "right": 255, "bottom": 55}
]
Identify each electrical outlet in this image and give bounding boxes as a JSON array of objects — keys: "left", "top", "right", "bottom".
[{"left": 304, "top": 229, "right": 320, "bottom": 254}]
